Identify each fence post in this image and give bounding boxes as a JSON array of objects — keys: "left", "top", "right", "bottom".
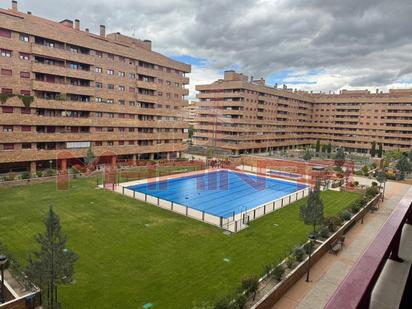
[
  {"left": 157, "top": 197, "right": 160, "bottom": 206},
  {"left": 281, "top": 198, "right": 284, "bottom": 207},
  {"left": 273, "top": 201, "right": 275, "bottom": 211},
  {"left": 202, "top": 211, "right": 205, "bottom": 221},
  {"left": 112, "top": 183, "right": 114, "bottom": 191},
  {"left": 232, "top": 211, "right": 235, "bottom": 221},
  {"left": 235, "top": 221, "right": 238, "bottom": 232},
  {"left": 263, "top": 204, "right": 266, "bottom": 215},
  {"left": 296, "top": 192, "right": 298, "bottom": 200},
  {"left": 133, "top": 190, "right": 135, "bottom": 199},
  {"left": 186, "top": 206, "right": 188, "bottom": 216},
  {"left": 122, "top": 186, "right": 124, "bottom": 195},
  {"left": 220, "top": 216, "right": 223, "bottom": 227},
  {"left": 171, "top": 201, "right": 174, "bottom": 210},
  {"left": 289, "top": 195, "right": 291, "bottom": 204},
  {"left": 145, "top": 194, "right": 147, "bottom": 202},
  {"left": 253, "top": 209, "right": 256, "bottom": 219}
]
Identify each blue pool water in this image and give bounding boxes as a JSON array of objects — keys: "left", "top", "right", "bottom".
[{"left": 127, "top": 170, "right": 308, "bottom": 218}]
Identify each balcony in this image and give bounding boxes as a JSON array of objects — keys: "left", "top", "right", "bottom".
[
  {"left": 32, "top": 80, "right": 95, "bottom": 96},
  {"left": 32, "top": 62, "right": 94, "bottom": 80},
  {"left": 32, "top": 44, "right": 93, "bottom": 64}
]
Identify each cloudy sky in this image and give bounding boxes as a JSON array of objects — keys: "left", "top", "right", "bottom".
[{"left": 6, "top": 0, "right": 412, "bottom": 99}]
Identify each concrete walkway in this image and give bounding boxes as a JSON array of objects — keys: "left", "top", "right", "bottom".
[{"left": 273, "top": 181, "right": 412, "bottom": 309}]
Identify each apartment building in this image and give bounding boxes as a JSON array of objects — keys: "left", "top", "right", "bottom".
[
  {"left": 194, "top": 71, "right": 412, "bottom": 155},
  {"left": 0, "top": 1, "right": 190, "bottom": 174},
  {"left": 183, "top": 102, "right": 198, "bottom": 126}
]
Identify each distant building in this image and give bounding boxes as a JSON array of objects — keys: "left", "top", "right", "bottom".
[
  {"left": 183, "top": 102, "right": 198, "bottom": 126},
  {"left": 0, "top": 1, "right": 190, "bottom": 174},
  {"left": 194, "top": 70, "right": 412, "bottom": 155}
]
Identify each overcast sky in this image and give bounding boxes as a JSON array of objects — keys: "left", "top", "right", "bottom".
[{"left": 5, "top": 0, "right": 412, "bottom": 98}]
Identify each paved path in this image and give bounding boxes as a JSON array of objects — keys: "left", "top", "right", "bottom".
[{"left": 273, "top": 181, "right": 411, "bottom": 309}]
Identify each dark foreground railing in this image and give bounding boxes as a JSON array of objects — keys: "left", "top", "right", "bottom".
[{"left": 325, "top": 187, "right": 412, "bottom": 309}]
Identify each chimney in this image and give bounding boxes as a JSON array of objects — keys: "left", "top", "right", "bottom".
[
  {"left": 11, "top": 1, "right": 17, "bottom": 11},
  {"left": 100, "top": 25, "right": 106, "bottom": 37},
  {"left": 85, "top": 28, "right": 89, "bottom": 32},
  {"left": 27, "top": 11, "right": 32, "bottom": 15},
  {"left": 143, "top": 39, "right": 152, "bottom": 50},
  {"left": 74, "top": 19, "right": 80, "bottom": 30}
]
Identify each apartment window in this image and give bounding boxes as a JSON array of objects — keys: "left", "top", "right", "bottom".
[
  {"left": 129, "top": 87, "right": 135, "bottom": 93},
  {"left": 118, "top": 141, "right": 124, "bottom": 145},
  {"left": 95, "top": 112, "right": 103, "bottom": 117},
  {"left": 0, "top": 28, "right": 11, "bottom": 38},
  {"left": 21, "top": 126, "right": 31, "bottom": 132},
  {"left": 20, "top": 34, "right": 29, "bottom": 42},
  {"left": 95, "top": 67, "right": 102, "bottom": 74},
  {"left": 95, "top": 97, "right": 102, "bottom": 103},
  {"left": 96, "top": 82, "right": 103, "bottom": 89},
  {"left": 1, "top": 49, "right": 12, "bottom": 57},
  {"left": 128, "top": 141, "right": 135, "bottom": 145},
  {"left": 96, "top": 51, "right": 103, "bottom": 58},
  {"left": 107, "top": 84, "right": 114, "bottom": 90},
  {"left": 95, "top": 141, "right": 102, "bottom": 146},
  {"left": 129, "top": 101, "right": 136, "bottom": 106},
  {"left": 20, "top": 71, "right": 30, "bottom": 78},
  {"left": 3, "top": 143, "right": 14, "bottom": 150},
  {"left": 107, "top": 53, "right": 114, "bottom": 60},
  {"left": 107, "top": 99, "right": 114, "bottom": 104},
  {"left": 107, "top": 69, "right": 114, "bottom": 75},
  {"left": 69, "top": 47, "right": 78, "bottom": 53},
  {"left": 119, "top": 100, "right": 125, "bottom": 105},
  {"left": 21, "top": 107, "right": 31, "bottom": 114},
  {"left": 128, "top": 73, "right": 135, "bottom": 79},
  {"left": 118, "top": 71, "right": 125, "bottom": 77},
  {"left": 22, "top": 143, "right": 32, "bottom": 149},
  {"left": 20, "top": 90, "right": 31, "bottom": 96},
  {"left": 19, "top": 53, "right": 30, "bottom": 60},
  {"left": 1, "top": 69, "right": 12, "bottom": 76},
  {"left": 118, "top": 56, "right": 125, "bottom": 63},
  {"left": 107, "top": 127, "right": 114, "bottom": 132},
  {"left": 69, "top": 63, "right": 79, "bottom": 70},
  {"left": 118, "top": 85, "right": 125, "bottom": 91},
  {"left": 108, "top": 113, "right": 114, "bottom": 118},
  {"left": 119, "top": 128, "right": 125, "bottom": 132},
  {"left": 3, "top": 125, "right": 13, "bottom": 132},
  {"left": 2, "top": 106, "right": 13, "bottom": 113},
  {"left": 1, "top": 88, "right": 12, "bottom": 94},
  {"left": 107, "top": 141, "right": 114, "bottom": 146}
]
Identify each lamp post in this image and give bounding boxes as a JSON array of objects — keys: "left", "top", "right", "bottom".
[
  {"left": 0, "top": 255, "right": 8, "bottom": 304},
  {"left": 306, "top": 235, "right": 316, "bottom": 282},
  {"left": 49, "top": 160, "right": 53, "bottom": 170}
]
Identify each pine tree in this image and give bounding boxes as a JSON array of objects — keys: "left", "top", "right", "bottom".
[
  {"left": 315, "top": 140, "right": 321, "bottom": 153},
  {"left": 321, "top": 144, "right": 327, "bottom": 153},
  {"left": 26, "top": 207, "right": 78, "bottom": 309},
  {"left": 327, "top": 143, "right": 332, "bottom": 154},
  {"left": 396, "top": 155, "right": 411, "bottom": 180},
  {"left": 377, "top": 143, "right": 383, "bottom": 158},
  {"left": 370, "top": 142, "right": 376, "bottom": 157},
  {"left": 84, "top": 147, "right": 95, "bottom": 165},
  {"left": 334, "top": 147, "right": 345, "bottom": 169},
  {"left": 303, "top": 149, "right": 312, "bottom": 162},
  {"left": 300, "top": 180, "right": 324, "bottom": 234}
]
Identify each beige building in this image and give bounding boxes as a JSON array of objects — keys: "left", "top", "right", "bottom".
[
  {"left": 194, "top": 71, "right": 412, "bottom": 155},
  {"left": 183, "top": 102, "right": 198, "bottom": 126},
  {"left": 0, "top": 1, "right": 190, "bottom": 174}
]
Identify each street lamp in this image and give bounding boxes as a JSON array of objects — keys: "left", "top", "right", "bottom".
[
  {"left": 49, "top": 160, "right": 53, "bottom": 170},
  {"left": 306, "top": 235, "right": 316, "bottom": 282},
  {"left": 0, "top": 254, "right": 8, "bottom": 304}
]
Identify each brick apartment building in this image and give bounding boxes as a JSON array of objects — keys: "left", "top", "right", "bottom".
[
  {"left": 194, "top": 71, "right": 412, "bottom": 155},
  {"left": 0, "top": 1, "right": 190, "bottom": 174}
]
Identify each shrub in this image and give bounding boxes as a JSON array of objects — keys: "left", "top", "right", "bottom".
[
  {"left": 353, "top": 181, "right": 359, "bottom": 186},
  {"left": 234, "top": 293, "right": 247, "bottom": 308},
  {"left": 303, "top": 241, "right": 314, "bottom": 255},
  {"left": 293, "top": 247, "right": 305, "bottom": 262},
  {"left": 340, "top": 210, "right": 352, "bottom": 221},
  {"left": 262, "top": 264, "right": 273, "bottom": 277},
  {"left": 319, "top": 226, "right": 330, "bottom": 238},
  {"left": 46, "top": 169, "right": 56, "bottom": 177},
  {"left": 6, "top": 172, "right": 16, "bottom": 181},
  {"left": 365, "top": 186, "right": 380, "bottom": 199},
  {"left": 286, "top": 255, "right": 296, "bottom": 269},
  {"left": 371, "top": 181, "right": 378, "bottom": 187},
  {"left": 21, "top": 171, "right": 30, "bottom": 180},
  {"left": 272, "top": 264, "right": 284, "bottom": 281},
  {"left": 308, "top": 230, "right": 319, "bottom": 240},
  {"left": 214, "top": 296, "right": 233, "bottom": 309},
  {"left": 324, "top": 216, "right": 342, "bottom": 232},
  {"left": 36, "top": 170, "right": 43, "bottom": 177},
  {"left": 241, "top": 276, "right": 259, "bottom": 300}
]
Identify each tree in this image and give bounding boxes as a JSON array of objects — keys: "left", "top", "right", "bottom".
[
  {"left": 377, "top": 143, "right": 383, "bottom": 158},
  {"left": 321, "top": 144, "right": 327, "bottom": 153},
  {"left": 300, "top": 179, "right": 324, "bottom": 234},
  {"left": 334, "top": 147, "right": 345, "bottom": 169},
  {"left": 396, "top": 155, "right": 411, "bottom": 180},
  {"left": 25, "top": 207, "right": 78, "bottom": 309},
  {"left": 327, "top": 143, "right": 332, "bottom": 154},
  {"left": 315, "top": 140, "right": 321, "bottom": 153},
  {"left": 370, "top": 142, "right": 376, "bottom": 157},
  {"left": 362, "top": 165, "right": 369, "bottom": 176},
  {"left": 303, "top": 149, "right": 312, "bottom": 162},
  {"left": 408, "top": 150, "right": 412, "bottom": 162},
  {"left": 188, "top": 125, "right": 194, "bottom": 139},
  {"left": 376, "top": 170, "right": 387, "bottom": 200},
  {"left": 84, "top": 147, "right": 95, "bottom": 165}
]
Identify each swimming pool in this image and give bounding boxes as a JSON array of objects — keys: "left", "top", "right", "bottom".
[{"left": 126, "top": 170, "right": 308, "bottom": 218}]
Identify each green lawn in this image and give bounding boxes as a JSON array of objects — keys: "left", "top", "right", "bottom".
[{"left": 0, "top": 178, "right": 359, "bottom": 308}]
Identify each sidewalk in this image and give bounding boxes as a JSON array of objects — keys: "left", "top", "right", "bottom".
[{"left": 273, "top": 181, "right": 412, "bottom": 309}]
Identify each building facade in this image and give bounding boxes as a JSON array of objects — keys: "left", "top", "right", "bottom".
[
  {"left": 194, "top": 71, "right": 412, "bottom": 155},
  {"left": 0, "top": 1, "right": 190, "bottom": 174}
]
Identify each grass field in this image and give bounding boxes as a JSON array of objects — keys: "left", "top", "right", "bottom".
[{"left": 0, "top": 177, "right": 360, "bottom": 308}]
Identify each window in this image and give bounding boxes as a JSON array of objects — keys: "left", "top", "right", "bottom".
[
  {"left": 3, "top": 144, "right": 14, "bottom": 150},
  {"left": 118, "top": 71, "right": 125, "bottom": 77},
  {"left": 19, "top": 53, "right": 30, "bottom": 60},
  {"left": 3, "top": 125, "right": 13, "bottom": 132},
  {"left": 21, "top": 126, "right": 31, "bottom": 132},
  {"left": 22, "top": 143, "right": 32, "bottom": 149},
  {"left": 107, "top": 84, "right": 114, "bottom": 90},
  {"left": 19, "top": 34, "right": 29, "bottom": 42},
  {"left": 118, "top": 141, "right": 124, "bottom": 145},
  {"left": 95, "top": 67, "right": 102, "bottom": 74},
  {"left": 20, "top": 90, "right": 31, "bottom": 96},
  {"left": 0, "top": 28, "right": 11, "bottom": 38},
  {"left": 69, "top": 63, "right": 79, "bottom": 69},
  {"left": 1, "top": 69, "right": 12, "bottom": 76},
  {"left": 118, "top": 85, "right": 125, "bottom": 91},
  {"left": 95, "top": 141, "right": 102, "bottom": 146},
  {"left": 107, "top": 141, "right": 114, "bottom": 146},
  {"left": 20, "top": 71, "right": 30, "bottom": 78},
  {"left": 119, "top": 100, "right": 125, "bottom": 105},
  {"left": 128, "top": 73, "right": 135, "bottom": 79},
  {"left": 128, "top": 140, "right": 135, "bottom": 145},
  {"left": 1, "top": 88, "right": 12, "bottom": 94},
  {"left": 1, "top": 49, "right": 12, "bottom": 57},
  {"left": 129, "top": 101, "right": 135, "bottom": 106},
  {"left": 107, "top": 99, "right": 114, "bottom": 104},
  {"left": 108, "top": 113, "right": 114, "bottom": 118},
  {"left": 2, "top": 106, "right": 13, "bottom": 113},
  {"left": 95, "top": 82, "right": 103, "bottom": 89},
  {"left": 95, "top": 97, "right": 102, "bottom": 103},
  {"left": 107, "top": 53, "right": 114, "bottom": 60},
  {"left": 96, "top": 51, "right": 103, "bottom": 58},
  {"left": 95, "top": 112, "right": 103, "bottom": 117},
  {"left": 21, "top": 107, "right": 31, "bottom": 114},
  {"left": 129, "top": 87, "right": 135, "bottom": 93},
  {"left": 107, "top": 69, "right": 114, "bottom": 75}
]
